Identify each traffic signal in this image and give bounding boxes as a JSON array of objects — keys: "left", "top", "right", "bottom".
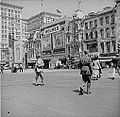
[{"left": 118, "top": 43, "right": 120, "bottom": 52}]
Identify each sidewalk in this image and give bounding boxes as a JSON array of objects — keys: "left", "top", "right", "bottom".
[{"left": 3, "top": 68, "right": 77, "bottom": 74}]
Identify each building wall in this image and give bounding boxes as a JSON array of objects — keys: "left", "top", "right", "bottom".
[
  {"left": 115, "top": 0, "right": 120, "bottom": 48},
  {"left": 25, "top": 16, "right": 69, "bottom": 68},
  {"left": 83, "top": 7, "right": 117, "bottom": 58},
  {"left": 0, "top": 2, "right": 23, "bottom": 64}
]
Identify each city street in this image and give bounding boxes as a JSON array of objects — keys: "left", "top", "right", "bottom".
[{"left": 1, "top": 69, "right": 120, "bottom": 117}]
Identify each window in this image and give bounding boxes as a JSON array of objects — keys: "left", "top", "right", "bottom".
[
  {"left": 111, "top": 27, "right": 115, "bottom": 37},
  {"left": 86, "top": 33, "right": 89, "bottom": 39},
  {"left": 106, "top": 28, "right": 110, "bottom": 37},
  {"left": 89, "top": 21, "right": 93, "bottom": 28},
  {"left": 106, "top": 41, "right": 110, "bottom": 53},
  {"left": 85, "top": 22, "right": 88, "bottom": 29},
  {"left": 90, "top": 32, "right": 93, "bottom": 39},
  {"left": 94, "top": 20, "right": 97, "bottom": 27},
  {"left": 1, "top": 8, "right": 3, "bottom": 11},
  {"left": 5, "top": 35, "right": 7, "bottom": 38},
  {"left": 68, "top": 47, "right": 70, "bottom": 54},
  {"left": 68, "top": 35, "right": 70, "bottom": 42},
  {"left": 100, "top": 18, "right": 103, "bottom": 26},
  {"left": 101, "top": 42, "right": 104, "bottom": 53},
  {"left": 95, "top": 30, "right": 98, "bottom": 38},
  {"left": 105, "top": 16, "right": 109, "bottom": 24},
  {"left": 112, "top": 41, "right": 116, "bottom": 52},
  {"left": 111, "top": 15, "right": 115, "bottom": 24}
]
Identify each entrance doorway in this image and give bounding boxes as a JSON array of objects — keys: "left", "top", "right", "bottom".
[{"left": 43, "top": 59, "right": 50, "bottom": 69}]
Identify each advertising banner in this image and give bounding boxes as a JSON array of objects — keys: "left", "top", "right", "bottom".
[
  {"left": 42, "top": 35, "right": 51, "bottom": 51},
  {"left": 53, "top": 33, "right": 64, "bottom": 49}
]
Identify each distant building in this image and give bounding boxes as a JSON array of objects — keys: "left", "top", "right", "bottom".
[
  {"left": 83, "top": 6, "right": 117, "bottom": 59},
  {"left": 0, "top": 2, "right": 23, "bottom": 65},
  {"left": 24, "top": 12, "right": 61, "bottom": 68}
]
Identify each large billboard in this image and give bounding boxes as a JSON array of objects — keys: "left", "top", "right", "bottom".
[
  {"left": 53, "top": 33, "right": 64, "bottom": 49},
  {"left": 42, "top": 35, "right": 51, "bottom": 51}
]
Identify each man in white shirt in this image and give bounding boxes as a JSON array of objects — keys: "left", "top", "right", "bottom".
[{"left": 34, "top": 55, "right": 44, "bottom": 85}]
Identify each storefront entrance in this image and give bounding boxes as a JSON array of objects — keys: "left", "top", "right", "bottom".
[{"left": 43, "top": 59, "right": 50, "bottom": 69}]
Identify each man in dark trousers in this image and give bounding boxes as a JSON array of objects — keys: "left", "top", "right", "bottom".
[
  {"left": 111, "top": 56, "right": 120, "bottom": 79},
  {"left": 79, "top": 51, "right": 93, "bottom": 95}
]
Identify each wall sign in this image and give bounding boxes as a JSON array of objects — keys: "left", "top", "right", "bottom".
[{"left": 44, "top": 25, "right": 60, "bottom": 35}]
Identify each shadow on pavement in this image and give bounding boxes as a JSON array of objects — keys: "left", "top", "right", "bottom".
[{"left": 107, "top": 77, "right": 115, "bottom": 80}]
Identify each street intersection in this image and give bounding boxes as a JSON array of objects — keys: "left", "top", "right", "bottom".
[{"left": 1, "top": 69, "right": 120, "bottom": 117}]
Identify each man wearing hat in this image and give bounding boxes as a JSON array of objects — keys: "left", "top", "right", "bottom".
[
  {"left": 34, "top": 55, "right": 44, "bottom": 85},
  {"left": 79, "top": 51, "right": 93, "bottom": 95}
]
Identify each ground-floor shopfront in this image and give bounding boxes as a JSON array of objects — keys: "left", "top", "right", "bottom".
[{"left": 42, "top": 54, "right": 67, "bottom": 69}]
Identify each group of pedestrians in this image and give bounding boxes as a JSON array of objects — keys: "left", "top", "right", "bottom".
[
  {"left": 11, "top": 63, "right": 23, "bottom": 73},
  {"left": 78, "top": 51, "right": 120, "bottom": 95},
  {"left": 33, "top": 52, "right": 120, "bottom": 96}
]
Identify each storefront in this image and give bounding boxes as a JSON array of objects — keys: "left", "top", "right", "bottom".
[{"left": 40, "top": 17, "right": 68, "bottom": 69}]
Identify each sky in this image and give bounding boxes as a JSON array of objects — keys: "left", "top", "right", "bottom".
[{"left": 2, "top": 0, "right": 115, "bottom": 19}]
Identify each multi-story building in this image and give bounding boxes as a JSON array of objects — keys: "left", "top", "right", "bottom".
[
  {"left": 0, "top": 2, "right": 23, "bottom": 66},
  {"left": 66, "top": 11, "right": 84, "bottom": 59},
  {"left": 83, "top": 6, "right": 117, "bottom": 59},
  {"left": 115, "top": 0, "right": 120, "bottom": 54},
  {"left": 28, "top": 12, "right": 61, "bottom": 33},
  {"left": 25, "top": 16, "right": 71, "bottom": 69},
  {"left": 21, "top": 19, "right": 28, "bottom": 42},
  {"left": 24, "top": 12, "right": 61, "bottom": 68}
]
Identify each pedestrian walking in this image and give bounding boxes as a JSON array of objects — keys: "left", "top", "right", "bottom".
[
  {"left": 111, "top": 57, "right": 120, "bottom": 80},
  {"left": 79, "top": 51, "right": 93, "bottom": 95},
  {"left": 19, "top": 63, "right": 23, "bottom": 72},
  {"left": 92, "top": 56, "right": 102, "bottom": 80},
  {"left": 34, "top": 55, "right": 44, "bottom": 85}
]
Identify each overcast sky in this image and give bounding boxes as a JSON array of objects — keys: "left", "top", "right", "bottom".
[{"left": 2, "top": 0, "right": 115, "bottom": 19}]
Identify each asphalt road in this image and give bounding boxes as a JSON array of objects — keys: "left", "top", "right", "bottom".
[{"left": 1, "top": 69, "right": 120, "bottom": 117}]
